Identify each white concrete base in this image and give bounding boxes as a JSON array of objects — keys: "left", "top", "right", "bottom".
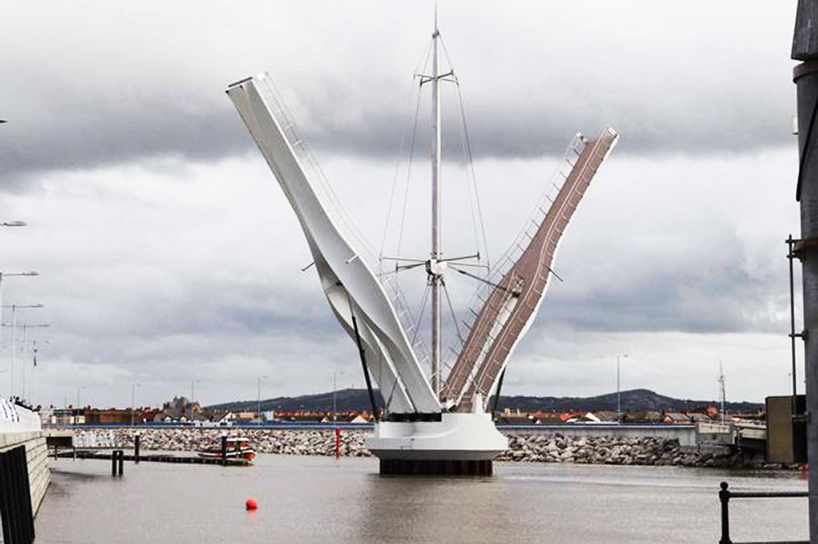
[{"left": 367, "top": 411, "right": 508, "bottom": 461}]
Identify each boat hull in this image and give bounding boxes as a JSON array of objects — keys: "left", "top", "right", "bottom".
[{"left": 197, "top": 449, "right": 256, "bottom": 461}]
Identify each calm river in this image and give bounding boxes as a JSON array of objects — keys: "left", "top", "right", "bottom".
[{"left": 37, "top": 455, "right": 807, "bottom": 543}]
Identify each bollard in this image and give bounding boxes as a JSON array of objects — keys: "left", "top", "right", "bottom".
[
  {"left": 221, "top": 434, "right": 228, "bottom": 466},
  {"left": 111, "top": 450, "right": 125, "bottom": 476},
  {"left": 335, "top": 427, "right": 341, "bottom": 460},
  {"left": 719, "top": 481, "right": 731, "bottom": 544},
  {"left": 134, "top": 432, "right": 140, "bottom": 464}
]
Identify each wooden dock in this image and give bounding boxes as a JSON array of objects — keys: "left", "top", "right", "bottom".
[{"left": 55, "top": 449, "right": 250, "bottom": 467}]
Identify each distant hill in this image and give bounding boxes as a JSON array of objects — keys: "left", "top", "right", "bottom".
[
  {"left": 495, "top": 388, "right": 761, "bottom": 413},
  {"left": 207, "top": 388, "right": 762, "bottom": 414},
  {"left": 208, "top": 388, "right": 386, "bottom": 413}
]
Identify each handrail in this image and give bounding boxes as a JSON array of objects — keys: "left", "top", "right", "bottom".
[{"left": 718, "top": 481, "right": 807, "bottom": 544}]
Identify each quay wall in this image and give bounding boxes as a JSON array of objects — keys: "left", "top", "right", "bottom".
[
  {"left": 0, "top": 431, "right": 49, "bottom": 516},
  {"left": 0, "top": 405, "right": 50, "bottom": 543}
]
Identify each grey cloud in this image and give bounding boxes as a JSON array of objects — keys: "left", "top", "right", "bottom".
[
  {"left": 0, "top": 78, "right": 793, "bottom": 189},
  {"left": 0, "top": 99, "right": 248, "bottom": 185},
  {"left": 0, "top": 0, "right": 797, "bottom": 188},
  {"left": 0, "top": 1, "right": 803, "bottom": 407}
]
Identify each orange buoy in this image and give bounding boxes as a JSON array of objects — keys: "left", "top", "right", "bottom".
[{"left": 246, "top": 498, "right": 258, "bottom": 510}]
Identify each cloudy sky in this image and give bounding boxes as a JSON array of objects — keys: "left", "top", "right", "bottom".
[{"left": 0, "top": 0, "right": 804, "bottom": 408}]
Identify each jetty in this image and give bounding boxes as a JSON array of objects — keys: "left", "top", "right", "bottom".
[{"left": 54, "top": 449, "right": 249, "bottom": 467}]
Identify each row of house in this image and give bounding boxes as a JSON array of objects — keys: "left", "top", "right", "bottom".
[
  {"left": 42, "top": 397, "right": 375, "bottom": 426},
  {"left": 494, "top": 405, "right": 753, "bottom": 425},
  {"left": 42, "top": 397, "right": 757, "bottom": 427}
]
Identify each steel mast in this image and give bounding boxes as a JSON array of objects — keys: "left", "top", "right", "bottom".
[{"left": 429, "top": 11, "right": 443, "bottom": 399}]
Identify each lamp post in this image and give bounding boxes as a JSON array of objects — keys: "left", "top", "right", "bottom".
[
  {"left": 257, "top": 375, "right": 269, "bottom": 424},
  {"left": 26, "top": 339, "right": 49, "bottom": 405},
  {"left": 190, "top": 379, "right": 201, "bottom": 422},
  {"left": 19, "top": 323, "right": 49, "bottom": 402},
  {"left": 131, "top": 383, "right": 141, "bottom": 426},
  {"left": 0, "top": 271, "right": 39, "bottom": 396},
  {"left": 1, "top": 221, "right": 25, "bottom": 227},
  {"left": 617, "top": 354, "right": 628, "bottom": 425},
  {"left": 75, "top": 385, "right": 86, "bottom": 426},
  {"left": 2, "top": 301, "right": 43, "bottom": 398},
  {"left": 332, "top": 371, "right": 345, "bottom": 423},
  {"left": 76, "top": 385, "right": 85, "bottom": 410},
  {"left": 0, "top": 272, "right": 38, "bottom": 339}
]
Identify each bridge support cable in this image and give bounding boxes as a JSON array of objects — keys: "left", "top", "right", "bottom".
[
  {"left": 380, "top": 38, "right": 435, "bottom": 266},
  {"left": 442, "top": 279, "right": 465, "bottom": 346},
  {"left": 440, "top": 34, "right": 491, "bottom": 270},
  {"left": 351, "top": 311, "right": 381, "bottom": 421}
]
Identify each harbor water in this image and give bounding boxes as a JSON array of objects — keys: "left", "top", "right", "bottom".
[{"left": 37, "top": 455, "right": 808, "bottom": 543}]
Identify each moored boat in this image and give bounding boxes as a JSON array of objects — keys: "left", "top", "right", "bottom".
[{"left": 198, "top": 437, "right": 256, "bottom": 461}]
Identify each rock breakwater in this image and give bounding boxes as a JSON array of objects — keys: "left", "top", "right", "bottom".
[
  {"left": 72, "top": 428, "right": 750, "bottom": 468},
  {"left": 498, "top": 434, "right": 743, "bottom": 468}
]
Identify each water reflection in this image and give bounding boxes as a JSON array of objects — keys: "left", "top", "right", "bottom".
[{"left": 36, "top": 456, "right": 808, "bottom": 544}]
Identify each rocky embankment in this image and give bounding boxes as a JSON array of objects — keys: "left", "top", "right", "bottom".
[
  {"left": 101, "top": 428, "right": 371, "bottom": 457},
  {"left": 498, "top": 434, "right": 747, "bottom": 468},
  {"left": 70, "top": 428, "right": 759, "bottom": 468}
]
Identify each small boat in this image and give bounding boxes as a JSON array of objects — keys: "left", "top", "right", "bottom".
[{"left": 198, "top": 436, "right": 256, "bottom": 461}]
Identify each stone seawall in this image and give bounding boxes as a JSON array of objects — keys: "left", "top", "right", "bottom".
[{"left": 79, "top": 427, "right": 753, "bottom": 469}]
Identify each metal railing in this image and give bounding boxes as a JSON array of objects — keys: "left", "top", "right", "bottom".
[{"left": 718, "top": 481, "right": 807, "bottom": 544}]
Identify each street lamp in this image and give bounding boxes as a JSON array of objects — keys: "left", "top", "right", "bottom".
[
  {"left": 23, "top": 338, "right": 49, "bottom": 405},
  {"left": 2, "top": 302, "right": 44, "bottom": 398},
  {"left": 75, "top": 385, "right": 86, "bottom": 426},
  {"left": 76, "top": 385, "right": 86, "bottom": 410},
  {"left": 131, "top": 383, "right": 141, "bottom": 426},
  {"left": 18, "top": 323, "right": 49, "bottom": 402},
  {"left": 257, "top": 375, "right": 269, "bottom": 424},
  {"left": 1, "top": 221, "right": 26, "bottom": 227},
  {"left": 0, "top": 272, "right": 39, "bottom": 396},
  {"left": 190, "top": 379, "right": 201, "bottom": 421},
  {"left": 0, "top": 271, "right": 40, "bottom": 349},
  {"left": 333, "top": 371, "right": 345, "bottom": 423},
  {"left": 617, "top": 354, "right": 628, "bottom": 425}
]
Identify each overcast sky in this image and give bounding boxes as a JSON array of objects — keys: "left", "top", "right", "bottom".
[{"left": 0, "top": 0, "right": 804, "bottom": 408}]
